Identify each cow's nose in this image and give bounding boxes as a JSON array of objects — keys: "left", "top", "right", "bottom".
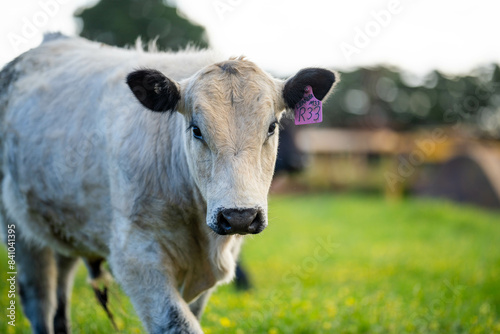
[{"left": 217, "top": 208, "right": 265, "bottom": 235}]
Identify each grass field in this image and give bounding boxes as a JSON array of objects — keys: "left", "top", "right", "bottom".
[{"left": 1, "top": 193, "right": 500, "bottom": 333}]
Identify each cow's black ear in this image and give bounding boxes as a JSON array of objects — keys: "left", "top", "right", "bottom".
[
  {"left": 283, "top": 68, "right": 338, "bottom": 109},
  {"left": 126, "top": 69, "right": 180, "bottom": 112}
]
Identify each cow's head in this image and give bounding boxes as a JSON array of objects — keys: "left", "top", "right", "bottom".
[{"left": 126, "top": 58, "right": 337, "bottom": 235}]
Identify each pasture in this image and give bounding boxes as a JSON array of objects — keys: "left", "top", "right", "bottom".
[{"left": 1, "top": 193, "right": 499, "bottom": 333}]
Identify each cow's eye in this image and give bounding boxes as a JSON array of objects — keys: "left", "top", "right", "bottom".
[
  {"left": 268, "top": 122, "right": 277, "bottom": 136},
  {"left": 192, "top": 126, "right": 203, "bottom": 140}
]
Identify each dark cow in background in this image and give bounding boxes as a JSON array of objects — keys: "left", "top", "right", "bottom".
[{"left": 275, "top": 117, "right": 307, "bottom": 174}]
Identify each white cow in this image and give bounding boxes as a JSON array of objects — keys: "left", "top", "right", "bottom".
[{"left": 0, "top": 33, "right": 338, "bottom": 333}]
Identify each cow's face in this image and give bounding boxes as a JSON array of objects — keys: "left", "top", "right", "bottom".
[{"left": 127, "top": 58, "right": 337, "bottom": 235}]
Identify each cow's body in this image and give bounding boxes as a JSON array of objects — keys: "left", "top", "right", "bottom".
[{"left": 0, "top": 34, "right": 337, "bottom": 333}]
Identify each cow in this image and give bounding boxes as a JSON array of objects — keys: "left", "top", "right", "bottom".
[{"left": 0, "top": 33, "right": 338, "bottom": 333}]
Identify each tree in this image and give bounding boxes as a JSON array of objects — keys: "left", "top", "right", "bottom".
[{"left": 75, "top": 0, "right": 208, "bottom": 50}]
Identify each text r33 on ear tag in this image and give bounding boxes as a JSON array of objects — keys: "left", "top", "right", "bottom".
[{"left": 294, "top": 85, "right": 322, "bottom": 125}]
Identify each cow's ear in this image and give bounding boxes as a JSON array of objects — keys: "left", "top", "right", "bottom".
[
  {"left": 282, "top": 68, "right": 338, "bottom": 110},
  {"left": 126, "top": 69, "right": 181, "bottom": 112}
]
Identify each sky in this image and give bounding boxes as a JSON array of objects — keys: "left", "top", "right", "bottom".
[{"left": 0, "top": 0, "right": 498, "bottom": 77}]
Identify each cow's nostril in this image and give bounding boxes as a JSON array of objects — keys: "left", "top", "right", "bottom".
[
  {"left": 247, "top": 221, "right": 258, "bottom": 234},
  {"left": 220, "top": 216, "right": 231, "bottom": 231},
  {"left": 247, "top": 214, "right": 263, "bottom": 234}
]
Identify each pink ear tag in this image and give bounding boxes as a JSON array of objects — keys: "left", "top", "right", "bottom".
[{"left": 294, "top": 86, "right": 322, "bottom": 125}]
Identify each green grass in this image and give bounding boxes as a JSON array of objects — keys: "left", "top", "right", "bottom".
[{"left": 1, "top": 193, "right": 500, "bottom": 333}]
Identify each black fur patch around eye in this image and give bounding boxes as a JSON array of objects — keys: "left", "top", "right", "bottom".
[
  {"left": 126, "top": 69, "right": 180, "bottom": 112},
  {"left": 283, "top": 68, "right": 336, "bottom": 109}
]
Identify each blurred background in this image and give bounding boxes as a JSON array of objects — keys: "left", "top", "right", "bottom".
[
  {"left": 1, "top": 0, "right": 499, "bottom": 333},
  {"left": 2, "top": 0, "right": 500, "bottom": 207}
]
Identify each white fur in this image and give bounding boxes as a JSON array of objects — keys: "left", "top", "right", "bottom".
[{"left": 0, "top": 35, "right": 337, "bottom": 333}]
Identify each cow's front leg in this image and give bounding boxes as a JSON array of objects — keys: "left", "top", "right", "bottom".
[
  {"left": 189, "top": 288, "right": 213, "bottom": 320},
  {"left": 109, "top": 237, "right": 202, "bottom": 334}
]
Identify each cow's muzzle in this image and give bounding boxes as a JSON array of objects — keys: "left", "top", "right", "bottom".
[{"left": 212, "top": 208, "right": 266, "bottom": 235}]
